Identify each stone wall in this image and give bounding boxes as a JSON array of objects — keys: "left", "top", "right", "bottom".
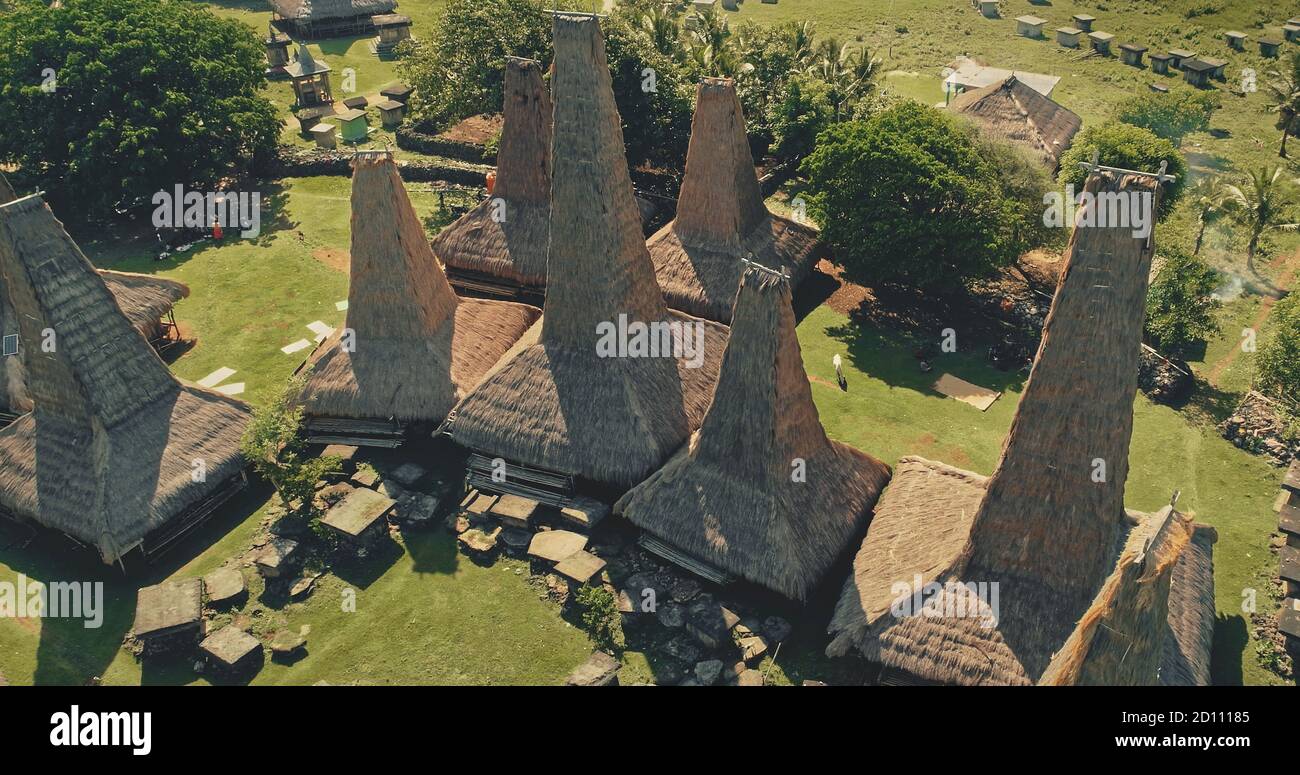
[{"left": 271, "top": 145, "right": 490, "bottom": 187}]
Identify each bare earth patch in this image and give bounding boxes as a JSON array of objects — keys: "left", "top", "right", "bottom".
[{"left": 312, "top": 248, "right": 350, "bottom": 274}]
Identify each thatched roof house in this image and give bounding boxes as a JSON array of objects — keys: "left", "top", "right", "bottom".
[
  {"left": 615, "top": 264, "right": 890, "bottom": 600},
  {"left": 647, "top": 79, "right": 823, "bottom": 324},
  {"left": 0, "top": 173, "right": 190, "bottom": 419},
  {"left": 430, "top": 58, "right": 552, "bottom": 292},
  {"left": 0, "top": 195, "right": 251, "bottom": 565},
  {"left": 951, "top": 75, "right": 1081, "bottom": 169},
  {"left": 269, "top": 0, "right": 397, "bottom": 39},
  {"left": 443, "top": 14, "right": 729, "bottom": 491},
  {"left": 826, "top": 172, "right": 1216, "bottom": 685},
  {"left": 298, "top": 153, "right": 540, "bottom": 444}
]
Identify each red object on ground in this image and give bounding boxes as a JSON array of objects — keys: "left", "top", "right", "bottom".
[
  {"left": 213, "top": 221, "right": 224, "bottom": 240},
  {"left": 485, "top": 170, "right": 497, "bottom": 196}
]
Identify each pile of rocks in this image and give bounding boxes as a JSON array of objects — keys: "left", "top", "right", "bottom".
[{"left": 1219, "top": 391, "right": 1300, "bottom": 466}]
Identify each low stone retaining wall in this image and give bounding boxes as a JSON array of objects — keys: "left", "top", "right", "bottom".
[{"left": 271, "top": 145, "right": 490, "bottom": 186}]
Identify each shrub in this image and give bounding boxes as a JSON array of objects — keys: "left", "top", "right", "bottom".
[
  {"left": 575, "top": 585, "right": 624, "bottom": 652},
  {"left": 1144, "top": 247, "right": 1223, "bottom": 357},
  {"left": 1057, "top": 122, "right": 1188, "bottom": 217}
]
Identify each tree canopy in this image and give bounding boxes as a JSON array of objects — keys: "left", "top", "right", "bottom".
[
  {"left": 0, "top": 0, "right": 281, "bottom": 217},
  {"left": 1255, "top": 291, "right": 1300, "bottom": 403},
  {"left": 1057, "top": 122, "right": 1188, "bottom": 217},
  {"left": 801, "top": 102, "right": 1046, "bottom": 292},
  {"left": 1144, "top": 247, "right": 1222, "bottom": 357},
  {"left": 1116, "top": 89, "right": 1221, "bottom": 147}
]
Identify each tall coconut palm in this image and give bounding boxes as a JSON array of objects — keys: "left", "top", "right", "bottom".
[
  {"left": 1186, "top": 174, "right": 1231, "bottom": 255},
  {"left": 805, "top": 38, "right": 878, "bottom": 120},
  {"left": 637, "top": 3, "right": 681, "bottom": 59},
  {"left": 1266, "top": 52, "right": 1300, "bottom": 158},
  {"left": 1224, "top": 166, "right": 1300, "bottom": 272}
]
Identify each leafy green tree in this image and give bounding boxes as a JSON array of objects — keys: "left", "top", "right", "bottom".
[
  {"left": 0, "top": 0, "right": 281, "bottom": 218},
  {"left": 1144, "top": 247, "right": 1222, "bottom": 357},
  {"left": 769, "top": 74, "right": 835, "bottom": 164},
  {"left": 801, "top": 102, "right": 1024, "bottom": 292},
  {"left": 1115, "top": 90, "right": 1221, "bottom": 147},
  {"left": 604, "top": 13, "right": 695, "bottom": 169},
  {"left": 1224, "top": 166, "right": 1300, "bottom": 272},
  {"left": 398, "top": 0, "right": 550, "bottom": 129},
  {"left": 242, "top": 373, "right": 339, "bottom": 520},
  {"left": 1057, "top": 122, "right": 1188, "bottom": 217},
  {"left": 1255, "top": 291, "right": 1300, "bottom": 402}
]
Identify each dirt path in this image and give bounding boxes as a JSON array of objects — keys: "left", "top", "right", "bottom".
[{"left": 1206, "top": 250, "right": 1300, "bottom": 385}]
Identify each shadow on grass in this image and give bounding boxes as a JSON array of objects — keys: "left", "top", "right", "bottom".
[
  {"left": 1212, "top": 612, "right": 1247, "bottom": 685},
  {"left": 404, "top": 530, "right": 460, "bottom": 575},
  {"left": 5, "top": 482, "right": 273, "bottom": 685},
  {"left": 329, "top": 537, "right": 405, "bottom": 589}
]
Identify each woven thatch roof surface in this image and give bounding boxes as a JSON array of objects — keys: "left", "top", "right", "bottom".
[
  {"left": 1161, "top": 523, "right": 1217, "bottom": 685},
  {"left": 648, "top": 79, "right": 822, "bottom": 323},
  {"left": 430, "top": 58, "right": 552, "bottom": 288},
  {"left": 0, "top": 195, "right": 250, "bottom": 561},
  {"left": 951, "top": 76, "right": 1081, "bottom": 167},
  {"left": 301, "top": 155, "right": 539, "bottom": 423},
  {"left": 615, "top": 266, "right": 889, "bottom": 600},
  {"left": 98, "top": 270, "right": 189, "bottom": 334},
  {"left": 827, "top": 172, "right": 1207, "bottom": 685},
  {"left": 1039, "top": 507, "right": 1193, "bottom": 685},
  {"left": 0, "top": 171, "right": 26, "bottom": 414},
  {"left": 269, "top": 0, "right": 396, "bottom": 21},
  {"left": 445, "top": 15, "right": 727, "bottom": 488}
]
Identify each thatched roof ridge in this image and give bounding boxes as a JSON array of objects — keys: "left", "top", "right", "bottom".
[
  {"left": 429, "top": 57, "right": 552, "bottom": 287},
  {"left": 951, "top": 76, "right": 1081, "bottom": 168},
  {"left": 444, "top": 14, "right": 728, "bottom": 488},
  {"left": 827, "top": 172, "right": 1196, "bottom": 685},
  {"left": 269, "top": 0, "right": 396, "bottom": 22},
  {"left": 615, "top": 265, "right": 890, "bottom": 599},
  {"left": 0, "top": 195, "right": 250, "bottom": 562},
  {"left": 648, "top": 78, "right": 823, "bottom": 322},
  {"left": 301, "top": 155, "right": 540, "bottom": 423},
  {"left": 1039, "top": 507, "right": 1193, "bottom": 686}
]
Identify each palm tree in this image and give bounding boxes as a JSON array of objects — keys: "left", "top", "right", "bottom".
[
  {"left": 1266, "top": 52, "right": 1300, "bottom": 157},
  {"left": 686, "top": 6, "right": 738, "bottom": 77},
  {"left": 1223, "top": 166, "right": 1300, "bottom": 272},
  {"left": 637, "top": 3, "right": 680, "bottom": 59},
  {"left": 805, "top": 38, "right": 878, "bottom": 120},
  {"left": 1186, "top": 174, "right": 1231, "bottom": 255}
]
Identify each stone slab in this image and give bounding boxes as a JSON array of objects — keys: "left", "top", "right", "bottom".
[
  {"left": 321, "top": 488, "right": 395, "bottom": 538},
  {"left": 554, "top": 551, "right": 606, "bottom": 584},
  {"left": 200, "top": 626, "right": 261, "bottom": 668},
  {"left": 203, "top": 568, "right": 246, "bottom": 606},
  {"left": 134, "top": 578, "right": 204, "bottom": 638},
  {"left": 528, "top": 530, "right": 589, "bottom": 563}
]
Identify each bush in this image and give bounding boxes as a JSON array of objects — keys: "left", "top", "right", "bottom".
[
  {"left": 1116, "top": 90, "right": 1221, "bottom": 147},
  {"left": 575, "top": 585, "right": 623, "bottom": 653},
  {"left": 1144, "top": 247, "right": 1223, "bottom": 357},
  {"left": 1057, "top": 122, "right": 1188, "bottom": 218},
  {"left": 1256, "top": 291, "right": 1300, "bottom": 402},
  {"left": 240, "top": 373, "right": 339, "bottom": 520},
  {"left": 769, "top": 74, "right": 836, "bottom": 164},
  {"left": 0, "top": 0, "right": 281, "bottom": 217},
  {"left": 801, "top": 102, "right": 1025, "bottom": 292}
]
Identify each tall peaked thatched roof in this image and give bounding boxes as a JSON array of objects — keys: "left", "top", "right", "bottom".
[
  {"left": 951, "top": 76, "right": 1081, "bottom": 168},
  {"left": 430, "top": 57, "right": 552, "bottom": 288},
  {"left": 615, "top": 265, "right": 890, "bottom": 599},
  {"left": 0, "top": 195, "right": 250, "bottom": 562},
  {"left": 269, "top": 0, "right": 395, "bottom": 22},
  {"left": 827, "top": 172, "right": 1214, "bottom": 685},
  {"left": 648, "top": 79, "right": 823, "bottom": 323},
  {"left": 444, "top": 14, "right": 728, "bottom": 489},
  {"left": 0, "top": 174, "right": 189, "bottom": 416},
  {"left": 300, "top": 154, "right": 539, "bottom": 424}
]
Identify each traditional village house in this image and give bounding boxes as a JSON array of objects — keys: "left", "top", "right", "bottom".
[
  {"left": 647, "top": 78, "right": 824, "bottom": 324},
  {"left": 615, "top": 263, "right": 891, "bottom": 600},
  {"left": 950, "top": 76, "right": 1081, "bottom": 170},
  {"left": 0, "top": 195, "right": 252, "bottom": 565},
  {"left": 430, "top": 57, "right": 553, "bottom": 295},
  {"left": 825, "top": 171, "right": 1217, "bottom": 685},
  {"left": 285, "top": 45, "right": 333, "bottom": 108},
  {"left": 297, "top": 152, "right": 540, "bottom": 446},
  {"left": 442, "top": 14, "right": 729, "bottom": 495},
  {"left": 269, "top": 0, "right": 397, "bottom": 40}
]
